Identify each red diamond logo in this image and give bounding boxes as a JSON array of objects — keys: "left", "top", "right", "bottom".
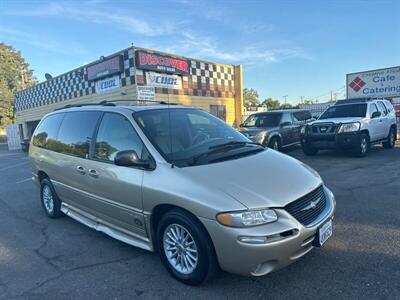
[{"left": 349, "top": 77, "right": 366, "bottom": 92}]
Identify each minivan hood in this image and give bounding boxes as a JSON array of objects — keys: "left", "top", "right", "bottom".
[
  {"left": 312, "top": 117, "right": 363, "bottom": 124},
  {"left": 179, "top": 149, "right": 322, "bottom": 209}
]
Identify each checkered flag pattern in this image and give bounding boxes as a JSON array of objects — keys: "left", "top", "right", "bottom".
[
  {"left": 15, "top": 48, "right": 235, "bottom": 112},
  {"left": 14, "top": 49, "right": 135, "bottom": 111}
]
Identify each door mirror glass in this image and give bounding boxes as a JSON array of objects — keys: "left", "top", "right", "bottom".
[
  {"left": 114, "top": 150, "right": 153, "bottom": 169},
  {"left": 371, "top": 111, "right": 381, "bottom": 119}
]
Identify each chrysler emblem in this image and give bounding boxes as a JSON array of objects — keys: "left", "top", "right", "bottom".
[{"left": 300, "top": 197, "right": 321, "bottom": 212}]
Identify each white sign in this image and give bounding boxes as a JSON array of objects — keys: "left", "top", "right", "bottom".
[
  {"left": 137, "top": 86, "right": 155, "bottom": 101},
  {"left": 145, "top": 72, "right": 182, "bottom": 89},
  {"left": 6, "top": 125, "right": 22, "bottom": 151},
  {"left": 347, "top": 66, "right": 400, "bottom": 99},
  {"left": 95, "top": 76, "right": 120, "bottom": 93}
]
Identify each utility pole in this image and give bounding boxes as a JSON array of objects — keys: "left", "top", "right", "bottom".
[
  {"left": 330, "top": 90, "right": 333, "bottom": 102},
  {"left": 283, "top": 95, "right": 288, "bottom": 106},
  {"left": 300, "top": 96, "right": 304, "bottom": 105}
]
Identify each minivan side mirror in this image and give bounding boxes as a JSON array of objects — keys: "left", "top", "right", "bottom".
[
  {"left": 114, "top": 150, "right": 154, "bottom": 170},
  {"left": 371, "top": 111, "right": 381, "bottom": 119}
]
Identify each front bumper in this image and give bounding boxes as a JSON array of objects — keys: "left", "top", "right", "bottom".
[
  {"left": 301, "top": 131, "right": 362, "bottom": 150},
  {"left": 200, "top": 187, "right": 336, "bottom": 276}
]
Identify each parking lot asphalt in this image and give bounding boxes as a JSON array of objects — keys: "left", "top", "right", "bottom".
[{"left": 0, "top": 145, "right": 399, "bottom": 300}]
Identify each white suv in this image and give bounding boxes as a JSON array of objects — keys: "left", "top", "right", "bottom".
[{"left": 300, "top": 98, "right": 397, "bottom": 157}]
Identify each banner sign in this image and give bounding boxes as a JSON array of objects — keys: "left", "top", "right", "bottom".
[
  {"left": 145, "top": 72, "right": 182, "bottom": 89},
  {"left": 135, "top": 50, "right": 189, "bottom": 75},
  {"left": 95, "top": 76, "right": 120, "bottom": 93},
  {"left": 137, "top": 86, "right": 155, "bottom": 101},
  {"left": 347, "top": 66, "right": 400, "bottom": 99},
  {"left": 87, "top": 55, "right": 123, "bottom": 81}
]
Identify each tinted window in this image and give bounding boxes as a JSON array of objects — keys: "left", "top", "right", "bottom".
[
  {"left": 293, "top": 110, "right": 312, "bottom": 122},
  {"left": 94, "top": 113, "right": 144, "bottom": 162},
  {"left": 320, "top": 104, "right": 367, "bottom": 119},
  {"left": 242, "top": 113, "right": 282, "bottom": 127},
  {"left": 369, "top": 104, "right": 378, "bottom": 117},
  {"left": 32, "top": 113, "right": 64, "bottom": 150},
  {"left": 377, "top": 101, "right": 388, "bottom": 115},
  {"left": 281, "top": 113, "right": 293, "bottom": 125},
  {"left": 56, "top": 111, "right": 101, "bottom": 158}
]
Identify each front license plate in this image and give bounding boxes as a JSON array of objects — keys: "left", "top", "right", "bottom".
[{"left": 317, "top": 219, "right": 333, "bottom": 247}]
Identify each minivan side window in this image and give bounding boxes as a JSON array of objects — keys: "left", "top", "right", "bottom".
[
  {"left": 281, "top": 113, "right": 293, "bottom": 125},
  {"left": 32, "top": 113, "right": 65, "bottom": 150},
  {"left": 94, "top": 113, "right": 144, "bottom": 162},
  {"left": 56, "top": 111, "right": 101, "bottom": 158}
]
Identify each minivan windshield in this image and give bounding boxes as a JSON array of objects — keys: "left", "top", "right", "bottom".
[
  {"left": 319, "top": 103, "right": 367, "bottom": 119},
  {"left": 242, "top": 113, "right": 282, "bottom": 127},
  {"left": 134, "top": 108, "right": 264, "bottom": 167}
]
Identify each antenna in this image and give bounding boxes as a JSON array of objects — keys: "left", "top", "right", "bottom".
[{"left": 167, "top": 81, "right": 174, "bottom": 167}]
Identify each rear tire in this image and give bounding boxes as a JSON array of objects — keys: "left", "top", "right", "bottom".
[
  {"left": 302, "top": 143, "right": 318, "bottom": 156},
  {"left": 40, "top": 178, "right": 63, "bottom": 218},
  {"left": 353, "top": 133, "right": 369, "bottom": 157},
  {"left": 157, "top": 209, "right": 217, "bottom": 285},
  {"left": 268, "top": 137, "right": 281, "bottom": 151},
  {"left": 382, "top": 127, "right": 396, "bottom": 149}
]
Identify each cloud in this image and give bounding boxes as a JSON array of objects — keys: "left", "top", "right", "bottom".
[
  {"left": 0, "top": 27, "right": 88, "bottom": 55},
  {"left": 6, "top": 3, "right": 178, "bottom": 37},
  {"left": 163, "top": 31, "right": 310, "bottom": 65}
]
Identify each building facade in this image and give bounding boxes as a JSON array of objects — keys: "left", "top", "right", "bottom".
[{"left": 14, "top": 46, "right": 244, "bottom": 139}]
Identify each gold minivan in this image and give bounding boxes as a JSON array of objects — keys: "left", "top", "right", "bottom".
[{"left": 29, "top": 103, "right": 335, "bottom": 285}]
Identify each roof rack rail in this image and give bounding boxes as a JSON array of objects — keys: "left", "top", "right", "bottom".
[
  {"left": 335, "top": 97, "right": 388, "bottom": 104},
  {"left": 53, "top": 99, "right": 178, "bottom": 111}
]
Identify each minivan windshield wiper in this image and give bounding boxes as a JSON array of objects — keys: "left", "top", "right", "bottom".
[
  {"left": 189, "top": 141, "right": 264, "bottom": 166},
  {"left": 208, "top": 141, "right": 260, "bottom": 151}
]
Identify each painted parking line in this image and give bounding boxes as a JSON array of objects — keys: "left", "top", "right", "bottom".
[
  {"left": 15, "top": 178, "right": 32, "bottom": 184},
  {"left": 0, "top": 161, "right": 30, "bottom": 171}
]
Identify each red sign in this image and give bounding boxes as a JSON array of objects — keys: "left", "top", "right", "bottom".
[
  {"left": 135, "top": 50, "right": 189, "bottom": 75},
  {"left": 87, "top": 55, "right": 123, "bottom": 81}
]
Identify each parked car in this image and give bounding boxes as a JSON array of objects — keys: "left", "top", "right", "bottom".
[
  {"left": 300, "top": 98, "right": 397, "bottom": 157},
  {"left": 29, "top": 103, "right": 335, "bottom": 285},
  {"left": 239, "top": 109, "right": 314, "bottom": 150}
]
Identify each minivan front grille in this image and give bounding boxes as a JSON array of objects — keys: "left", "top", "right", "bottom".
[{"left": 284, "top": 186, "right": 326, "bottom": 226}]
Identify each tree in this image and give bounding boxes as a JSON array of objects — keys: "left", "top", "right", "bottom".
[
  {"left": 0, "top": 43, "right": 36, "bottom": 128},
  {"left": 243, "top": 88, "right": 259, "bottom": 106},
  {"left": 262, "top": 97, "right": 281, "bottom": 110}
]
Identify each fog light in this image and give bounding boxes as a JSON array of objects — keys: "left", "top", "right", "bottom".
[{"left": 238, "top": 236, "right": 268, "bottom": 244}]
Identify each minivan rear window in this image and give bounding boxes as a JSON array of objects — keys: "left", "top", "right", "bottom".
[
  {"left": 32, "top": 113, "right": 65, "bottom": 150},
  {"left": 56, "top": 111, "right": 101, "bottom": 158}
]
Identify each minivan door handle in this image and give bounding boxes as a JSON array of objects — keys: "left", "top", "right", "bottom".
[
  {"left": 76, "top": 166, "right": 86, "bottom": 175},
  {"left": 88, "top": 169, "right": 99, "bottom": 178}
]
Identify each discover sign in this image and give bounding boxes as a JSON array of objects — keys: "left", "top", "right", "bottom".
[{"left": 347, "top": 66, "right": 400, "bottom": 99}]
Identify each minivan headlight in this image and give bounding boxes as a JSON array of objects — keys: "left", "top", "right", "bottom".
[
  {"left": 338, "top": 122, "right": 360, "bottom": 133},
  {"left": 217, "top": 209, "right": 278, "bottom": 227}
]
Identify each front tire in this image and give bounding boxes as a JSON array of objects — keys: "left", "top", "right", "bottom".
[
  {"left": 157, "top": 209, "right": 217, "bottom": 285},
  {"left": 40, "top": 178, "right": 63, "bottom": 218},
  {"left": 382, "top": 127, "right": 396, "bottom": 149},
  {"left": 268, "top": 137, "right": 281, "bottom": 151},
  {"left": 353, "top": 133, "right": 369, "bottom": 157}
]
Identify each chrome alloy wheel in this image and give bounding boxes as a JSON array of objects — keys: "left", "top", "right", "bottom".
[
  {"left": 360, "top": 137, "right": 368, "bottom": 154},
  {"left": 163, "top": 224, "right": 198, "bottom": 274},
  {"left": 42, "top": 185, "right": 54, "bottom": 214}
]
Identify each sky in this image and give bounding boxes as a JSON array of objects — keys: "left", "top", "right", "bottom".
[{"left": 0, "top": 0, "right": 399, "bottom": 104}]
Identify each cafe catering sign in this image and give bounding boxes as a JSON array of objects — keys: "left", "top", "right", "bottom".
[{"left": 135, "top": 50, "right": 189, "bottom": 75}]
